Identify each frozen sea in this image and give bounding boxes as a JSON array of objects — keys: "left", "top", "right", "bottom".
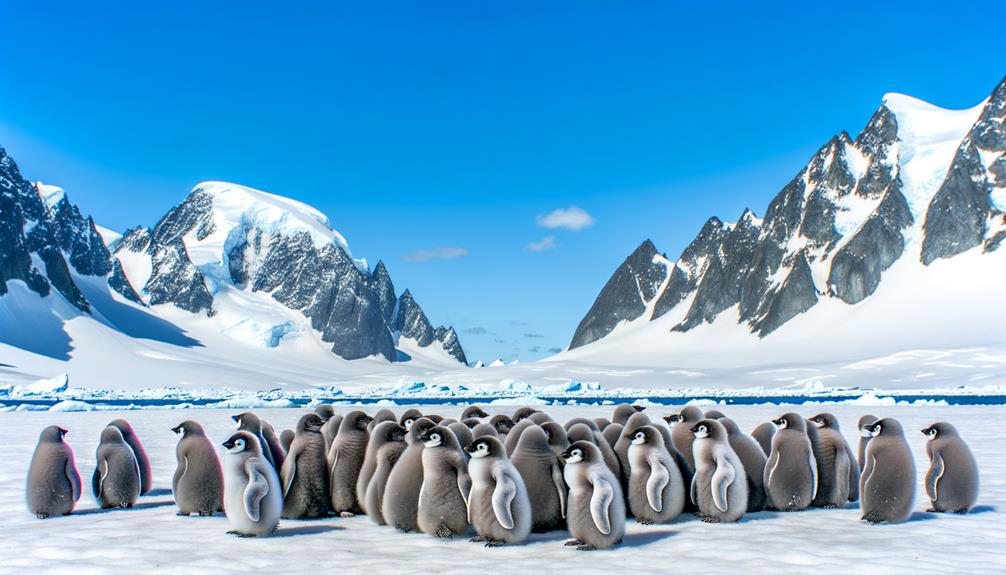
[{"left": 1, "top": 404, "right": 1003, "bottom": 575}]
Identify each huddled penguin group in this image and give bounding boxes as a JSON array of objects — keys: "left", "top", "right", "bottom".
[{"left": 25, "top": 405, "right": 982, "bottom": 549}]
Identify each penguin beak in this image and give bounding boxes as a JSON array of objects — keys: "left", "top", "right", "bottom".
[
  {"left": 633, "top": 405, "right": 645, "bottom": 412},
  {"left": 58, "top": 427, "right": 68, "bottom": 436},
  {"left": 222, "top": 439, "right": 235, "bottom": 449},
  {"left": 688, "top": 424, "right": 701, "bottom": 433},
  {"left": 664, "top": 414, "right": 680, "bottom": 424},
  {"left": 558, "top": 449, "right": 571, "bottom": 460},
  {"left": 464, "top": 444, "right": 476, "bottom": 453},
  {"left": 231, "top": 415, "right": 240, "bottom": 422},
  {"left": 171, "top": 425, "right": 182, "bottom": 434}
]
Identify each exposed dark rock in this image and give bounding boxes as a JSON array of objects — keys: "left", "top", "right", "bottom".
[
  {"left": 435, "top": 325, "right": 468, "bottom": 365},
  {"left": 751, "top": 251, "right": 818, "bottom": 336},
  {"left": 391, "top": 289, "right": 436, "bottom": 346},
  {"left": 371, "top": 260, "right": 397, "bottom": 325}
]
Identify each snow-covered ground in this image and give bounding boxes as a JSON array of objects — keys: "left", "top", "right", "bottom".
[{"left": 1, "top": 404, "right": 1002, "bottom": 574}]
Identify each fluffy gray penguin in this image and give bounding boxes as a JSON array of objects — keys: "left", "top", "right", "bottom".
[
  {"left": 529, "top": 412, "right": 554, "bottom": 425},
  {"left": 690, "top": 419, "right": 748, "bottom": 522},
  {"left": 717, "top": 418, "right": 767, "bottom": 512},
  {"left": 511, "top": 424, "right": 567, "bottom": 532},
  {"left": 399, "top": 408, "right": 424, "bottom": 429},
  {"left": 922, "top": 422, "right": 979, "bottom": 513},
  {"left": 463, "top": 418, "right": 482, "bottom": 429},
  {"left": 92, "top": 426, "right": 140, "bottom": 509},
  {"left": 416, "top": 425, "right": 472, "bottom": 538},
  {"left": 448, "top": 421, "right": 474, "bottom": 451},
  {"left": 222, "top": 431, "right": 282, "bottom": 537},
  {"left": 368, "top": 408, "right": 397, "bottom": 432},
  {"left": 564, "top": 417, "right": 600, "bottom": 432},
  {"left": 704, "top": 409, "right": 727, "bottom": 419},
  {"left": 233, "top": 413, "right": 283, "bottom": 471},
  {"left": 171, "top": 421, "right": 223, "bottom": 516},
  {"left": 426, "top": 414, "right": 446, "bottom": 424},
  {"left": 382, "top": 417, "right": 438, "bottom": 531},
  {"left": 613, "top": 412, "right": 654, "bottom": 490},
  {"left": 664, "top": 406, "right": 704, "bottom": 474},
  {"left": 612, "top": 404, "right": 645, "bottom": 426},
  {"left": 321, "top": 414, "right": 343, "bottom": 451},
  {"left": 365, "top": 424, "right": 408, "bottom": 525},
  {"left": 541, "top": 422, "right": 570, "bottom": 457},
  {"left": 328, "top": 410, "right": 373, "bottom": 516},
  {"left": 504, "top": 418, "right": 537, "bottom": 456},
  {"left": 512, "top": 407, "right": 540, "bottom": 422},
  {"left": 559, "top": 441, "right": 625, "bottom": 551},
  {"left": 462, "top": 405, "right": 489, "bottom": 420},
  {"left": 358, "top": 420, "right": 404, "bottom": 511},
  {"left": 281, "top": 413, "right": 330, "bottom": 519},
  {"left": 808, "top": 413, "right": 859, "bottom": 507},
  {"left": 472, "top": 422, "right": 499, "bottom": 439},
  {"left": 764, "top": 413, "right": 817, "bottom": 511},
  {"left": 625, "top": 425, "right": 685, "bottom": 524},
  {"left": 280, "top": 429, "right": 295, "bottom": 454},
  {"left": 26, "top": 426, "right": 80, "bottom": 518},
  {"left": 568, "top": 423, "right": 621, "bottom": 480},
  {"left": 490, "top": 415, "right": 516, "bottom": 442},
  {"left": 108, "top": 419, "right": 152, "bottom": 495},
  {"left": 857, "top": 414, "right": 879, "bottom": 469},
  {"left": 860, "top": 418, "right": 915, "bottom": 524},
  {"left": 751, "top": 421, "right": 776, "bottom": 457},
  {"left": 466, "top": 435, "right": 533, "bottom": 546},
  {"left": 602, "top": 423, "right": 624, "bottom": 449},
  {"left": 315, "top": 404, "right": 336, "bottom": 421}
]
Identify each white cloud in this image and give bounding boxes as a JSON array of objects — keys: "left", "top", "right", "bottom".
[
  {"left": 536, "top": 205, "right": 595, "bottom": 231},
  {"left": 526, "top": 235, "right": 557, "bottom": 251},
  {"left": 402, "top": 246, "right": 469, "bottom": 262}
]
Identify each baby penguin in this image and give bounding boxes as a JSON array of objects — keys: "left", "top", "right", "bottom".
[
  {"left": 93, "top": 425, "right": 141, "bottom": 509},
  {"left": 922, "top": 422, "right": 979, "bottom": 514},
  {"left": 625, "top": 425, "right": 685, "bottom": 524},
  {"left": 559, "top": 441, "right": 626, "bottom": 551},
  {"left": 222, "top": 431, "right": 283, "bottom": 537},
  {"left": 465, "top": 436, "right": 532, "bottom": 546},
  {"left": 860, "top": 418, "right": 915, "bottom": 524},
  {"left": 417, "top": 426, "right": 472, "bottom": 538},
  {"left": 26, "top": 426, "right": 81, "bottom": 518},
  {"left": 690, "top": 419, "right": 748, "bottom": 523}
]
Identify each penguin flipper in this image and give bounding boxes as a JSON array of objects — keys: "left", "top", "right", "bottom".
[
  {"left": 926, "top": 452, "right": 945, "bottom": 501},
  {"left": 244, "top": 461, "right": 269, "bottom": 523},
  {"left": 689, "top": 475, "right": 697, "bottom": 506},
  {"left": 589, "top": 472, "right": 614, "bottom": 535},
  {"left": 808, "top": 448, "right": 819, "bottom": 500},
  {"left": 282, "top": 447, "right": 297, "bottom": 498},
  {"left": 491, "top": 468, "right": 517, "bottom": 530},
  {"left": 833, "top": 444, "right": 851, "bottom": 501},
  {"left": 765, "top": 450, "right": 779, "bottom": 489},
  {"left": 550, "top": 462, "right": 567, "bottom": 518},
  {"left": 711, "top": 455, "right": 735, "bottom": 513},
  {"left": 645, "top": 451, "right": 670, "bottom": 513},
  {"left": 66, "top": 456, "right": 81, "bottom": 502}
]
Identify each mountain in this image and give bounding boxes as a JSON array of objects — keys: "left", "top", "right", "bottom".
[
  {"left": 0, "top": 158, "right": 468, "bottom": 381},
  {"left": 567, "top": 76, "right": 1006, "bottom": 361}
]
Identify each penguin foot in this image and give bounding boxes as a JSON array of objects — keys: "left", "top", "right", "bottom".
[
  {"left": 176, "top": 512, "right": 191, "bottom": 517},
  {"left": 339, "top": 511, "right": 356, "bottom": 518},
  {"left": 469, "top": 535, "right": 489, "bottom": 543},
  {"left": 925, "top": 507, "right": 938, "bottom": 513},
  {"left": 435, "top": 525, "right": 454, "bottom": 539},
  {"left": 564, "top": 539, "right": 584, "bottom": 546},
  {"left": 823, "top": 504, "right": 841, "bottom": 510},
  {"left": 198, "top": 511, "right": 215, "bottom": 517},
  {"left": 861, "top": 513, "right": 885, "bottom": 524},
  {"left": 636, "top": 517, "right": 653, "bottom": 525},
  {"left": 575, "top": 545, "right": 597, "bottom": 552},
  {"left": 227, "top": 530, "right": 256, "bottom": 538},
  {"left": 701, "top": 515, "right": 720, "bottom": 524},
  {"left": 35, "top": 513, "right": 50, "bottom": 520},
  {"left": 484, "top": 539, "right": 505, "bottom": 548},
  {"left": 954, "top": 508, "right": 970, "bottom": 515}
]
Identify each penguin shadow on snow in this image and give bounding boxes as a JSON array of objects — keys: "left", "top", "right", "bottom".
[
  {"left": 74, "top": 500, "right": 176, "bottom": 515},
  {"left": 968, "top": 505, "right": 996, "bottom": 514},
  {"left": 144, "top": 488, "right": 173, "bottom": 497},
  {"left": 906, "top": 512, "right": 939, "bottom": 523},
  {"left": 271, "top": 524, "right": 344, "bottom": 538},
  {"left": 620, "top": 528, "right": 678, "bottom": 547}
]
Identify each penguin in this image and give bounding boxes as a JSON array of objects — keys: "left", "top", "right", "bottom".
[
  {"left": 466, "top": 435, "right": 533, "bottom": 546},
  {"left": 328, "top": 410, "right": 373, "bottom": 516},
  {"left": 593, "top": 418, "right": 612, "bottom": 432},
  {"left": 717, "top": 418, "right": 767, "bottom": 512},
  {"left": 490, "top": 415, "right": 516, "bottom": 442},
  {"left": 92, "top": 426, "right": 141, "bottom": 509},
  {"left": 368, "top": 408, "right": 397, "bottom": 432},
  {"left": 764, "top": 413, "right": 817, "bottom": 511},
  {"left": 564, "top": 417, "right": 600, "bottom": 432},
  {"left": 426, "top": 414, "right": 446, "bottom": 424},
  {"left": 601, "top": 423, "right": 623, "bottom": 450},
  {"left": 171, "top": 420, "right": 223, "bottom": 516},
  {"left": 281, "top": 413, "right": 330, "bottom": 519},
  {"left": 382, "top": 417, "right": 437, "bottom": 531},
  {"left": 107, "top": 419, "right": 152, "bottom": 495},
  {"left": 860, "top": 418, "right": 915, "bottom": 524},
  {"left": 559, "top": 441, "right": 626, "bottom": 551},
  {"left": 624, "top": 425, "right": 685, "bottom": 524},
  {"left": 280, "top": 429, "right": 295, "bottom": 454},
  {"left": 416, "top": 425, "right": 472, "bottom": 538},
  {"left": 504, "top": 419, "right": 537, "bottom": 456},
  {"left": 613, "top": 412, "right": 654, "bottom": 491},
  {"left": 315, "top": 403, "right": 336, "bottom": 421},
  {"left": 541, "top": 422, "right": 570, "bottom": 457},
  {"left": 807, "top": 413, "right": 859, "bottom": 508},
  {"left": 857, "top": 414, "right": 879, "bottom": 470},
  {"left": 751, "top": 421, "right": 775, "bottom": 457},
  {"left": 365, "top": 423, "right": 408, "bottom": 525},
  {"left": 462, "top": 406, "right": 489, "bottom": 420},
  {"left": 358, "top": 420, "right": 404, "bottom": 511},
  {"left": 664, "top": 406, "right": 704, "bottom": 474},
  {"left": 529, "top": 412, "right": 554, "bottom": 425},
  {"left": 26, "top": 426, "right": 80, "bottom": 518},
  {"left": 512, "top": 407, "right": 540, "bottom": 423},
  {"left": 612, "top": 404, "right": 645, "bottom": 427},
  {"left": 704, "top": 409, "right": 727, "bottom": 419},
  {"left": 448, "top": 421, "right": 474, "bottom": 451},
  {"left": 321, "top": 414, "right": 343, "bottom": 451},
  {"left": 922, "top": 422, "right": 979, "bottom": 514},
  {"left": 472, "top": 422, "right": 499, "bottom": 439},
  {"left": 222, "top": 431, "right": 282, "bottom": 537},
  {"left": 690, "top": 419, "right": 748, "bottom": 523},
  {"left": 510, "top": 424, "right": 567, "bottom": 532},
  {"left": 399, "top": 409, "right": 424, "bottom": 430},
  {"left": 568, "top": 423, "right": 621, "bottom": 481},
  {"left": 233, "top": 413, "right": 284, "bottom": 471},
  {"left": 463, "top": 418, "right": 482, "bottom": 429}
]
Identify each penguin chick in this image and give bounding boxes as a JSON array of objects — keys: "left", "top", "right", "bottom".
[
  {"left": 690, "top": 419, "right": 747, "bottom": 523},
  {"left": 222, "top": 431, "right": 282, "bottom": 537},
  {"left": 922, "top": 422, "right": 978, "bottom": 514},
  {"left": 171, "top": 421, "right": 223, "bottom": 516},
  {"left": 625, "top": 425, "right": 685, "bottom": 524},
  {"left": 559, "top": 441, "right": 625, "bottom": 551},
  {"left": 466, "top": 436, "right": 532, "bottom": 546},
  {"left": 26, "top": 426, "right": 80, "bottom": 518}
]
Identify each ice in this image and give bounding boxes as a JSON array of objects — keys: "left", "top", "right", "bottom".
[
  {"left": 221, "top": 320, "right": 296, "bottom": 348},
  {"left": 0, "top": 404, "right": 1002, "bottom": 574},
  {"left": 48, "top": 399, "right": 95, "bottom": 412},
  {"left": 206, "top": 397, "right": 297, "bottom": 409},
  {"left": 14, "top": 373, "right": 69, "bottom": 396}
]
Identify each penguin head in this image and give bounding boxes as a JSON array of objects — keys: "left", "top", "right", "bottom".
[
  {"left": 559, "top": 440, "right": 598, "bottom": 465},
  {"left": 809, "top": 413, "right": 840, "bottom": 430},
  {"left": 566, "top": 423, "right": 595, "bottom": 444},
  {"left": 717, "top": 417, "right": 741, "bottom": 436},
  {"left": 461, "top": 418, "right": 482, "bottom": 429},
  {"left": 418, "top": 425, "right": 451, "bottom": 448},
  {"left": 399, "top": 409, "right": 424, "bottom": 430},
  {"left": 39, "top": 425, "right": 68, "bottom": 443},
  {"left": 223, "top": 431, "right": 260, "bottom": 455},
  {"left": 564, "top": 417, "right": 598, "bottom": 432},
  {"left": 233, "top": 412, "right": 261, "bottom": 432},
  {"left": 625, "top": 425, "right": 661, "bottom": 446},
  {"left": 540, "top": 422, "right": 569, "bottom": 447},
  {"left": 99, "top": 425, "right": 126, "bottom": 445},
  {"left": 624, "top": 411, "right": 652, "bottom": 433},
  {"left": 343, "top": 411, "right": 374, "bottom": 432},
  {"left": 465, "top": 435, "right": 504, "bottom": 458},
  {"left": 107, "top": 418, "right": 134, "bottom": 438},
  {"left": 297, "top": 413, "right": 325, "bottom": 434},
  {"left": 425, "top": 414, "right": 445, "bottom": 424},
  {"left": 690, "top": 418, "right": 727, "bottom": 441},
  {"left": 922, "top": 421, "right": 957, "bottom": 440},
  {"left": 314, "top": 404, "right": 335, "bottom": 422},
  {"left": 772, "top": 413, "right": 806, "bottom": 432},
  {"left": 490, "top": 415, "right": 516, "bottom": 435},
  {"left": 512, "top": 407, "right": 540, "bottom": 422},
  {"left": 386, "top": 424, "right": 408, "bottom": 443},
  {"left": 462, "top": 406, "right": 489, "bottom": 420},
  {"left": 864, "top": 417, "right": 904, "bottom": 438},
  {"left": 172, "top": 420, "right": 204, "bottom": 437},
  {"left": 857, "top": 414, "right": 879, "bottom": 438},
  {"left": 704, "top": 409, "right": 727, "bottom": 419}
]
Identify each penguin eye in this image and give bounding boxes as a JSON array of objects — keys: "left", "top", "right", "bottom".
[
  {"left": 236, "top": 439, "right": 245, "bottom": 448},
  {"left": 478, "top": 443, "right": 488, "bottom": 451},
  {"left": 431, "top": 433, "right": 441, "bottom": 442},
  {"left": 635, "top": 432, "right": 645, "bottom": 440},
  {"left": 572, "top": 449, "right": 582, "bottom": 457},
  {"left": 698, "top": 425, "right": 707, "bottom": 434}
]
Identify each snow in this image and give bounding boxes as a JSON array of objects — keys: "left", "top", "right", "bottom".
[
  {"left": 94, "top": 225, "right": 122, "bottom": 247},
  {"left": 48, "top": 399, "right": 95, "bottom": 412},
  {"left": 34, "top": 181, "right": 65, "bottom": 211},
  {"left": 489, "top": 358, "right": 505, "bottom": 367},
  {"left": 13, "top": 373, "right": 69, "bottom": 396},
  {"left": 1, "top": 404, "right": 1001, "bottom": 574},
  {"left": 220, "top": 319, "right": 296, "bottom": 349}
]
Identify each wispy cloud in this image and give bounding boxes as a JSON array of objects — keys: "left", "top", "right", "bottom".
[
  {"left": 526, "top": 235, "right": 557, "bottom": 251},
  {"left": 547, "top": 347, "right": 563, "bottom": 353},
  {"left": 537, "top": 205, "right": 595, "bottom": 231},
  {"left": 402, "top": 246, "right": 469, "bottom": 263},
  {"left": 524, "top": 333, "right": 544, "bottom": 338},
  {"left": 528, "top": 345, "right": 541, "bottom": 353},
  {"left": 463, "top": 327, "right": 486, "bottom": 335}
]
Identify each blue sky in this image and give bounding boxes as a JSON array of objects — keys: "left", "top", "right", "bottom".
[{"left": 1, "top": 1, "right": 1004, "bottom": 363}]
